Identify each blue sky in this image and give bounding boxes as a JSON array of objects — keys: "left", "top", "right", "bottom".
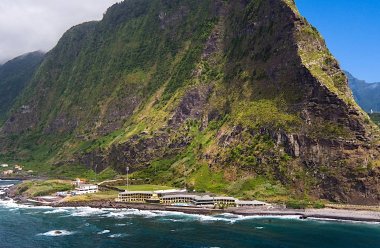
[{"left": 295, "top": 0, "right": 380, "bottom": 82}]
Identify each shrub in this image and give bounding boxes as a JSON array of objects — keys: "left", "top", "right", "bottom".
[{"left": 286, "top": 200, "right": 308, "bottom": 209}]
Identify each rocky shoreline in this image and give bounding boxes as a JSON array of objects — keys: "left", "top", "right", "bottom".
[
  {"left": 2, "top": 183, "right": 379, "bottom": 223},
  {"left": 54, "top": 201, "right": 226, "bottom": 215},
  {"left": 51, "top": 200, "right": 380, "bottom": 223}
]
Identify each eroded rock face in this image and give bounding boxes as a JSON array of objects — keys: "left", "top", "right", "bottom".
[
  {"left": 210, "top": 124, "right": 379, "bottom": 204},
  {"left": 168, "top": 85, "right": 213, "bottom": 127},
  {"left": 77, "top": 130, "right": 193, "bottom": 174}
]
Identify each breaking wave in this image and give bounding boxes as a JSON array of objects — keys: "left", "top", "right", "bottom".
[
  {"left": 1, "top": 199, "right": 378, "bottom": 225},
  {"left": 97, "top": 230, "right": 111, "bottom": 235},
  {"left": 37, "top": 230, "right": 75, "bottom": 237},
  {"left": 43, "top": 209, "right": 70, "bottom": 214},
  {"left": 109, "top": 233, "right": 128, "bottom": 238}
]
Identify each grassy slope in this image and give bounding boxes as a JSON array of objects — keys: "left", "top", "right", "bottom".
[
  {"left": 64, "top": 190, "right": 119, "bottom": 202},
  {"left": 14, "top": 180, "right": 73, "bottom": 197}
]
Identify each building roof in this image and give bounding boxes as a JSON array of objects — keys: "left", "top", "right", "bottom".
[
  {"left": 161, "top": 194, "right": 236, "bottom": 202},
  {"left": 161, "top": 194, "right": 198, "bottom": 199},
  {"left": 212, "top": 196, "right": 237, "bottom": 201},
  {"left": 77, "top": 184, "right": 98, "bottom": 188}
]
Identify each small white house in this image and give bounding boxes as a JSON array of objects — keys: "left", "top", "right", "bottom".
[{"left": 72, "top": 184, "right": 98, "bottom": 195}]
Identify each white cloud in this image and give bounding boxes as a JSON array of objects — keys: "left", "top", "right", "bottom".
[{"left": 0, "top": 0, "right": 120, "bottom": 63}]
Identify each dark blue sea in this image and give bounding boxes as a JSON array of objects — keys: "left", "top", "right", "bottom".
[{"left": 0, "top": 180, "right": 379, "bottom": 248}]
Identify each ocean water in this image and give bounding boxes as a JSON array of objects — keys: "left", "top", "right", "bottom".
[{"left": 0, "top": 180, "right": 379, "bottom": 248}]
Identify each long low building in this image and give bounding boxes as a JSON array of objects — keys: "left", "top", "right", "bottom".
[
  {"left": 117, "top": 191, "right": 266, "bottom": 208},
  {"left": 117, "top": 191, "right": 161, "bottom": 203},
  {"left": 162, "top": 195, "right": 236, "bottom": 206},
  {"left": 160, "top": 194, "right": 197, "bottom": 205}
]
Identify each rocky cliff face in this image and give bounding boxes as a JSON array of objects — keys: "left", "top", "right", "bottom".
[{"left": 1, "top": 0, "right": 379, "bottom": 204}]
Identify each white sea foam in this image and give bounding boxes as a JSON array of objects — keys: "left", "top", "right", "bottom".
[
  {"left": 123, "top": 209, "right": 160, "bottom": 218},
  {"left": 0, "top": 199, "right": 54, "bottom": 210},
  {"left": 102, "top": 209, "right": 164, "bottom": 218},
  {"left": 0, "top": 199, "right": 281, "bottom": 223},
  {"left": 0, "top": 184, "right": 14, "bottom": 188},
  {"left": 1, "top": 199, "right": 379, "bottom": 226},
  {"left": 115, "top": 223, "right": 127, "bottom": 226},
  {"left": 109, "top": 233, "right": 128, "bottom": 238},
  {"left": 69, "top": 207, "right": 108, "bottom": 217},
  {"left": 102, "top": 211, "right": 131, "bottom": 219},
  {"left": 43, "top": 209, "right": 70, "bottom": 214},
  {"left": 160, "top": 218, "right": 190, "bottom": 223},
  {"left": 98, "top": 209, "right": 304, "bottom": 224},
  {"left": 0, "top": 199, "right": 30, "bottom": 209},
  {"left": 0, "top": 199, "right": 17, "bottom": 208},
  {"left": 189, "top": 213, "right": 303, "bottom": 224},
  {"left": 97, "top": 230, "right": 111, "bottom": 235},
  {"left": 37, "top": 230, "right": 75, "bottom": 237}
]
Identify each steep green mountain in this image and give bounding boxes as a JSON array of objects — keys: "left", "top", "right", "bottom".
[
  {"left": 345, "top": 71, "right": 380, "bottom": 113},
  {"left": 0, "top": 51, "right": 44, "bottom": 122},
  {"left": 1, "top": 0, "right": 379, "bottom": 204}
]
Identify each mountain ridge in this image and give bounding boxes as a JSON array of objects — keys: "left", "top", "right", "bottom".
[
  {"left": 345, "top": 71, "right": 380, "bottom": 113},
  {"left": 0, "top": 0, "right": 379, "bottom": 204}
]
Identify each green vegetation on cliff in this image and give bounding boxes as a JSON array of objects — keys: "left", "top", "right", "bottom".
[
  {"left": 369, "top": 113, "right": 380, "bottom": 126},
  {"left": 0, "top": 0, "right": 379, "bottom": 204},
  {"left": 0, "top": 51, "right": 44, "bottom": 122}
]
